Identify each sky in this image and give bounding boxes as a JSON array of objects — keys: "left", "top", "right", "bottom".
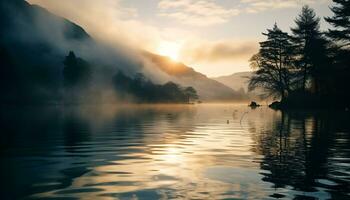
[{"left": 28, "top": 0, "right": 333, "bottom": 77}]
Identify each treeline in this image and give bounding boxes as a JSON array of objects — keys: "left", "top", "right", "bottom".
[
  {"left": 249, "top": 1, "right": 350, "bottom": 109},
  {"left": 113, "top": 71, "right": 198, "bottom": 103},
  {"left": 63, "top": 51, "right": 199, "bottom": 104}
]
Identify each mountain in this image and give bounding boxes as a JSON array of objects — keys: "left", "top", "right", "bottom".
[
  {"left": 212, "top": 72, "right": 253, "bottom": 92},
  {"left": 213, "top": 72, "right": 265, "bottom": 101},
  {"left": 0, "top": 0, "right": 245, "bottom": 103},
  {"left": 0, "top": 0, "right": 94, "bottom": 103},
  {"left": 143, "top": 52, "right": 245, "bottom": 101}
]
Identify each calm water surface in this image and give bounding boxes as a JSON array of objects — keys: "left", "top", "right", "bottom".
[{"left": 0, "top": 104, "right": 349, "bottom": 199}]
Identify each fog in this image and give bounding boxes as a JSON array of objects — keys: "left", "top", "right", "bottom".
[
  {"left": 1, "top": 0, "right": 190, "bottom": 104},
  {"left": 0, "top": 0, "right": 250, "bottom": 105},
  {"left": 27, "top": 1, "right": 172, "bottom": 83}
]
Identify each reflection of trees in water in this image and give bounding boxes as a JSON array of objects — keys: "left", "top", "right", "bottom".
[
  {"left": 60, "top": 105, "right": 197, "bottom": 151},
  {"left": 107, "top": 105, "right": 197, "bottom": 145},
  {"left": 251, "top": 110, "right": 350, "bottom": 198},
  {"left": 63, "top": 110, "right": 91, "bottom": 153},
  {"left": 0, "top": 107, "right": 64, "bottom": 199},
  {"left": 0, "top": 106, "right": 65, "bottom": 152}
]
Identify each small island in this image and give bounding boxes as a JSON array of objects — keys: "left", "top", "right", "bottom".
[{"left": 248, "top": 101, "right": 260, "bottom": 108}]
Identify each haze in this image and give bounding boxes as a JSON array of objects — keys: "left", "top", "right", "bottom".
[{"left": 27, "top": 0, "right": 332, "bottom": 77}]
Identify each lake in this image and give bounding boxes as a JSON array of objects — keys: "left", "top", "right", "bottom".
[{"left": 0, "top": 104, "right": 349, "bottom": 199}]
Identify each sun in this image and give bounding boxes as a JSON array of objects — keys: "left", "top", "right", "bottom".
[{"left": 156, "top": 41, "right": 181, "bottom": 61}]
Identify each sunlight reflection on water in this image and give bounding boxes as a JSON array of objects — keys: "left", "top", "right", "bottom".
[{"left": 0, "top": 104, "right": 349, "bottom": 199}]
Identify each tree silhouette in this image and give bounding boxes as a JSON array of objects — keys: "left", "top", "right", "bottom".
[
  {"left": 291, "top": 5, "right": 329, "bottom": 92},
  {"left": 161, "top": 82, "right": 186, "bottom": 102},
  {"left": 325, "top": 0, "right": 350, "bottom": 108},
  {"left": 62, "top": 51, "right": 92, "bottom": 104},
  {"left": 63, "top": 51, "right": 91, "bottom": 88},
  {"left": 112, "top": 71, "right": 197, "bottom": 103},
  {"left": 249, "top": 24, "right": 295, "bottom": 101},
  {"left": 249, "top": 3, "right": 350, "bottom": 108},
  {"left": 184, "top": 86, "right": 199, "bottom": 103},
  {"left": 325, "top": 0, "right": 350, "bottom": 48}
]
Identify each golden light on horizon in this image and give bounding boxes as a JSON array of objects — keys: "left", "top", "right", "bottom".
[{"left": 156, "top": 41, "right": 181, "bottom": 61}]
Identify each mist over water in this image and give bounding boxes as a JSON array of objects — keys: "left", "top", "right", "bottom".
[{"left": 1, "top": 104, "right": 349, "bottom": 199}]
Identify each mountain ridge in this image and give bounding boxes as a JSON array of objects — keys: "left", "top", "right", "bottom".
[
  {"left": 212, "top": 71, "right": 253, "bottom": 92},
  {"left": 0, "top": 0, "right": 246, "bottom": 103},
  {"left": 143, "top": 52, "right": 245, "bottom": 101}
]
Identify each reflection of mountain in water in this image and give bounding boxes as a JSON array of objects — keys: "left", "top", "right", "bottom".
[{"left": 250, "top": 110, "right": 350, "bottom": 199}]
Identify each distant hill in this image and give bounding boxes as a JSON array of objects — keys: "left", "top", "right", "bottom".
[
  {"left": 212, "top": 72, "right": 265, "bottom": 101},
  {"left": 212, "top": 72, "right": 253, "bottom": 92},
  {"left": 143, "top": 52, "right": 246, "bottom": 101}
]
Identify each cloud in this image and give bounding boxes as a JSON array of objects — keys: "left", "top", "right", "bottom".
[
  {"left": 28, "top": 0, "right": 163, "bottom": 51},
  {"left": 26, "top": 0, "right": 328, "bottom": 76},
  {"left": 241, "top": 0, "right": 328, "bottom": 13},
  {"left": 179, "top": 39, "right": 258, "bottom": 63},
  {"left": 158, "top": 0, "right": 240, "bottom": 26},
  {"left": 157, "top": 0, "right": 327, "bottom": 26},
  {"left": 26, "top": 0, "right": 184, "bottom": 85}
]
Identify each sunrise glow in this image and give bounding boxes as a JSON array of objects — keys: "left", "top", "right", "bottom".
[
  {"left": 156, "top": 41, "right": 181, "bottom": 61},
  {"left": 3, "top": 0, "right": 349, "bottom": 199}
]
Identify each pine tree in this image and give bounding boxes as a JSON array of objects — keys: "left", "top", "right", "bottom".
[
  {"left": 291, "top": 5, "right": 329, "bottom": 93},
  {"left": 325, "top": 0, "right": 350, "bottom": 107},
  {"left": 63, "top": 51, "right": 91, "bottom": 88},
  {"left": 249, "top": 24, "right": 295, "bottom": 101},
  {"left": 325, "top": 0, "right": 350, "bottom": 48}
]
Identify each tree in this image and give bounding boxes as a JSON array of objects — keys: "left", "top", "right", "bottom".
[
  {"left": 161, "top": 82, "right": 186, "bottom": 102},
  {"left": 183, "top": 87, "right": 199, "bottom": 103},
  {"left": 325, "top": 0, "right": 350, "bottom": 48},
  {"left": 112, "top": 71, "right": 192, "bottom": 103},
  {"left": 325, "top": 0, "right": 350, "bottom": 107},
  {"left": 63, "top": 51, "right": 91, "bottom": 88},
  {"left": 249, "top": 24, "right": 295, "bottom": 101},
  {"left": 291, "top": 5, "right": 328, "bottom": 92}
]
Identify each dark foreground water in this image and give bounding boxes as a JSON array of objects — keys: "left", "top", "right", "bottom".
[{"left": 0, "top": 104, "right": 349, "bottom": 200}]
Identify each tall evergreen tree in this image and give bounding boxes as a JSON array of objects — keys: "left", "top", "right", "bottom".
[
  {"left": 249, "top": 24, "right": 295, "bottom": 101},
  {"left": 325, "top": 0, "right": 350, "bottom": 48},
  {"left": 325, "top": 0, "right": 350, "bottom": 108},
  {"left": 291, "top": 5, "right": 329, "bottom": 93},
  {"left": 63, "top": 51, "right": 91, "bottom": 88}
]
